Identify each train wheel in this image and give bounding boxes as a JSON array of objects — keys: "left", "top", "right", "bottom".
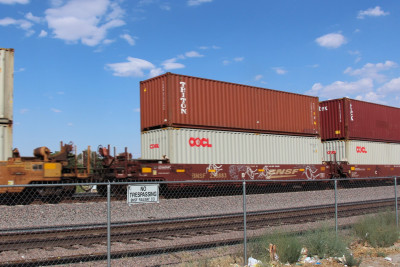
[{"left": 37, "top": 187, "right": 64, "bottom": 204}]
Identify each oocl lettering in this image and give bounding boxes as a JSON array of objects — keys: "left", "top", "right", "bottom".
[
  {"left": 356, "top": 146, "right": 367, "bottom": 153},
  {"left": 319, "top": 106, "right": 328, "bottom": 111},
  {"left": 150, "top": 144, "right": 159, "bottom": 149},
  {"left": 179, "top": 82, "right": 187, "bottom": 114},
  {"left": 189, "top": 137, "right": 212, "bottom": 147}
]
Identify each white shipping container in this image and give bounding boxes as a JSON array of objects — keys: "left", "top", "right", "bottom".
[
  {"left": 0, "top": 48, "right": 14, "bottom": 121},
  {"left": 141, "top": 128, "right": 322, "bottom": 164},
  {"left": 323, "top": 140, "right": 400, "bottom": 165},
  {"left": 0, "top": 124, "right": 12, "bottom": 161}
]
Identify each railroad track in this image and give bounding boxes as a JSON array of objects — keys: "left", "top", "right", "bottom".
[{"left": 0, "top": 198, "right": 397, "bottom": 266}]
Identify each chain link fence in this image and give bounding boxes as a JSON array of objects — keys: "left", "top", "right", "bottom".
[{"left": 0, "top": 177, "right": 398, "bottom": 266}]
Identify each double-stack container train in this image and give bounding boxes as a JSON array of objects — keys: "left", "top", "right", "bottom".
[
  {"left": 320, "top": 98, "right": 400, "bottom": 178},
  {"left": 1, "top": 67, "right": 400, "bottom": 201}
]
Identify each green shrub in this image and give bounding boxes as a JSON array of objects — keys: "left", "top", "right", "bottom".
[
  {"left": 274, "top": 234, "right": 302, "bottom": 264},
  {"left": 353, "top": 212, "right": 399, "bottom": 247},
  {"left": 344, "top": 252, "right": 362, "bottom": 267},
  {"left": 248, "top": 232, "right": 301, "bottom": 264},
  {"left": 303, "top": 226, "right": 347, "bottom": 258}
]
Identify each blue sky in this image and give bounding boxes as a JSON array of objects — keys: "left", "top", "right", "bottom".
[{"left": 1, "top": 0, "right": 400, "bottom": 156}]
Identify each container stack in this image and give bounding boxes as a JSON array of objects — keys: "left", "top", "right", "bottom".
[
  {"left": 0, "top": 48, "right": 13, "bottom": 161},
  {"left": 140, "top": 73, "right": 322, "bottom": 165},
  {"left": 320, "top": 98, "right": 400, "bottom": 164}
]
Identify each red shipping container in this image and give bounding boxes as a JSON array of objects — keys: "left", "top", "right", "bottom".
[
  {"left": 319, "top": 98, "right": 400, "bottom": 142},
  {"left": 140, "top": 73, "right": 319, "bottom": 136}
]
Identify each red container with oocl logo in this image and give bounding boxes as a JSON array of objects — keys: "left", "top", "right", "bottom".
[
  {"left": 320, "top": 98, "right": 400, "bottom": 143},
  {"left": 140, "top": 73, "right": 320, "bottom": 136}
]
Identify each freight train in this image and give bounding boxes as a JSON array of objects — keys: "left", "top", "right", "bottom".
[{"left": 1, "top": 73, "right": 400, "bottom": 202}]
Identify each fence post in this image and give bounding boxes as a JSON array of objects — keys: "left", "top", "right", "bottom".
[
  {"left": 107, "top": 183, "right": 111, "bottom": 267},
  {"left": 334, "top": 179, "right": 338, "bottom": 235},
  {"left": 395, "top": 177, "right": 398, "bottom": 229},
  {"left": 243, "top": 181, "right": 247, "bottom": 266}
]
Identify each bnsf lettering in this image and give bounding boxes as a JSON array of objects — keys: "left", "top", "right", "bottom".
[
  {"left": 192, "top": 173, "right": 206, "bottom": 179},
  {"left": 180, "top": 82, "right": 187, "bottom": 114},
  {"left": 150, "top": 144, "right": 159, "bottom": 149},
  {"left": 356, "top": 146, "right": 367, "bottom": 153},
  {"left": 269, "top": 169, "right": 299, "bottom": 175},
  {"left": 189, "top": 137, "right": 212, "bottom": 147}
]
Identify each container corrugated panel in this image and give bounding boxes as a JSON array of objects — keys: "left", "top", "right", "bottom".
[
  {"left": 322, "top": 140, "right": 400, "bottom": 165},
  {"left": 0, "top": 123, "right": 12, "bottom": 161},
  {"left": 0, "top": 48, "right": 14, "bottom": 121},
  {"left": 141, "top": 128, "right": 322, "bottom": 164},
  {"left": 141, "top": 73, "right": 319, "bottom": 136},
  {"left": 320, "top": 98, "right": 400, "bottom": 142}
]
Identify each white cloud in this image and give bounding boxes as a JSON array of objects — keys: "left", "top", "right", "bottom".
[
  {"left": 51, "top": 108, "right": 62, "bottom": 113},
  {"left": 355, "top": 91, "right": 386, "bottom": 104},
  {"left": 348, "top": 50, "right": 362, "bottom": 63},
  {"left": 162, "top": 58, "right": 185, "bottom": 70},
  {"left": 273, "top": 67, "right": 287, "bottom": 75},
  {"left": 160, "top": 4, "right": 171, "bottom": 10},
  {"left": 15, "top": 67, "right": 25, "bottom": 72},
  {"left": 185, "top": 51, "right": 204, "bottom": 58},
  {"left": 39, "top": 30, "right": 48, "bottom": 37},
  {"left": 0, "top": 17, "right": 34, "bottom": 35},
  {"left": 187, "top": 0, "right": 212, "bottom": 6},
  {"left": 106, "top": 57, "right": 156, "bottom": 77},
  {"left": 120, "top": 33, "right": 135, "bottom": 45},
  {"left": 103, "top": 39, "right": 115, "bottom": 45},
  {"left": 199, "top": 45, "right": 220, "bottom": 50},
  {"left": 134, "top": 108, "right": 140, "bottom": 112},
  {"left": 357, "top": 6, "right": 389, "bottom": 19},
  {"left": 25, "top": 12, "right": 41, "bottom": 23},
  {"left": 378, "top": 77, "right": 400, "bottom": 93},
  {"left": 344, "top": 61, "right": 397, "bottom": 83},
  {"left": 254, "top": 75, "right": 263, "bottom": 81},
  {"left": 45, "top": 0, "right": 125, "bottom": 46},
  {"left": 19, "top": 108, "right": 29, "bottom": 114},
  {"left": 315, "top": 33, "right": 347, "bottom": 49},
  {"left": 223, "top": 57, "right": 244, "bottom": 66},
  {"left": 150, "top": 68, "right": 164, "bottom": 77},
  {"left": 306, "top": 78, "right": 374, "bottom": 99},
  {"left": 0, "top": 0, "right": 29, "bottom": 4}
]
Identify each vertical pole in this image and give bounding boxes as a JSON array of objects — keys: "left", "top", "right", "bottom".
[
  {"left": 107, "top": 183, "right": 111, "bottom": 267},
  {"left": 243, "top": 181, "right": 247, "bottom": 266},
  {"left": 395, "top": 177, "right": 398, "bottom": 229},
  {"left": 334, "top": 179, "right": 338, "bottom": 235}
]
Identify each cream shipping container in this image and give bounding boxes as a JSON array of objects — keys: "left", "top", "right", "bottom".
[
  {"left": 141, "top": 128, "right": 322, "bottom": 165},
  {"left": 323, "top": 140, "right": 400, "bottom": 165}
]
